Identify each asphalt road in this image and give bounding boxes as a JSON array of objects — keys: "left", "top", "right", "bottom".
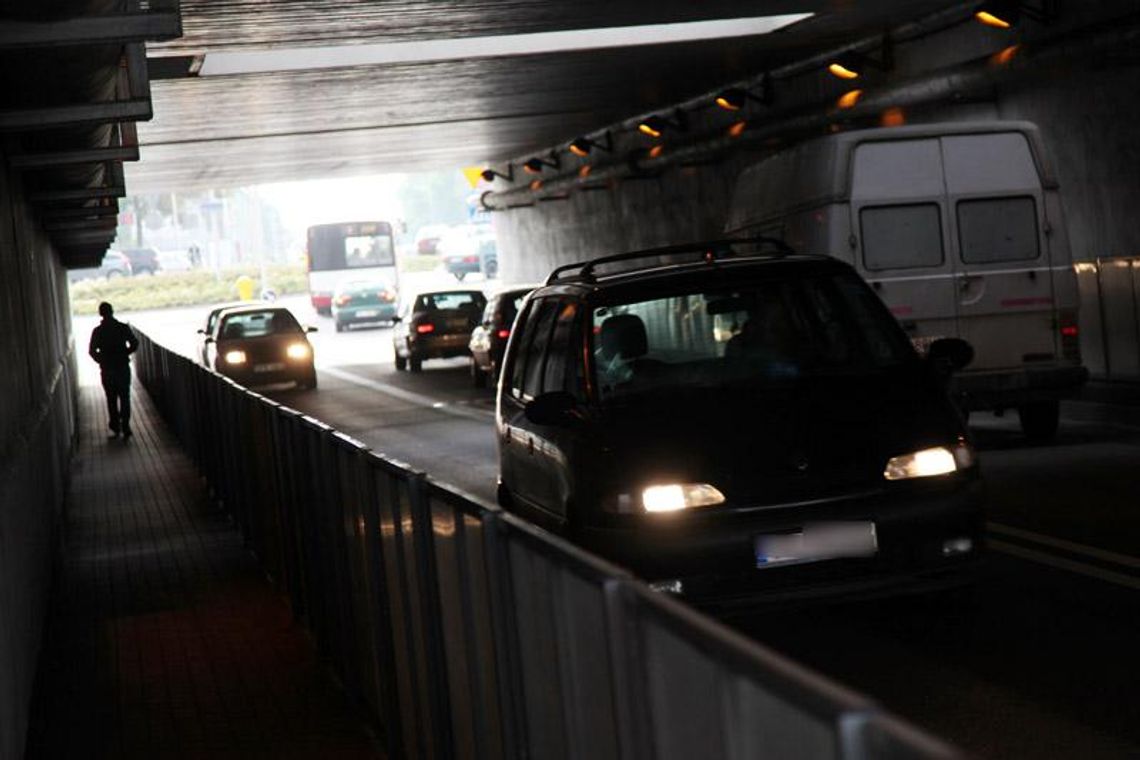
[{"left": 99, "top": 284, "right": 1140, "bottom": 759}]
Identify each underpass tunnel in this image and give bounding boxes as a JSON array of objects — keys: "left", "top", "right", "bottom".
[{"left": 3, "top": 0, "right": 1140, "bottom": 757}]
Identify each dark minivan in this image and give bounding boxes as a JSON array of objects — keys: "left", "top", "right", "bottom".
[{"left": 496, "top": 240, "right": 983, "bottom": 603}]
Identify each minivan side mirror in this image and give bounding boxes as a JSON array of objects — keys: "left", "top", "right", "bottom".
[
  {"left": 927, "top": 338, "right": 974, "bottom": 375},
  {"left": 306, "top": 326, "right": 318, "bottom": 333},
  {"left": 525, "top": 391, "right": 577, "bottom": 426}
]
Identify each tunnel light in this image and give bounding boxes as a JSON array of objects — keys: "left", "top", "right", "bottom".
[
  {"left": 523, "top": 154, "right": 560, "bottom": 174},
  {"left": 975, "top": 1, "right": 1019, "bottom": 28},
  {"left": 715, "top": 88, "right": 748, "bottom": 111},
  {"left": 881, "top": 107, "right": 906, "bottom": 127},
  {"left": 715, "top": 75, "right": 775, "bottom": 112},
  {"left": 827, "top": 39, "right": 892, "bottom": 81},
  {"left": 569, "top": 132, "right": 612, "bottom": 157},
  {"left": 990, "top": 44, "right": 1021, "bottom": 66},
  {"left": 480, "top": 166, "right": 514, "bottom": 183},
  {"left": 828, "top": 59, "right": 861, "bottom": 80},
  {"left": 837, "top": 89, "right": 864, "bottom": 109},
  {"left": 727, "top": 120, "right": 747, "bottom": 138},
  {"left": 648, "top": 144, "right": 664, "bottom": 159},
  {"left": 578, "top": 164, "right": 592, "bottom": 179},
  {"left": 529, "top": 179, "right": 543, "bottom": 191},
  {"left": 638, "top": 111, "right": 687, "bottom": 140}
]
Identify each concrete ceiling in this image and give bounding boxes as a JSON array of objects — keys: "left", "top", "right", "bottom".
[{"left": 129, "top": 0, "right": 965, "bottom": 192}]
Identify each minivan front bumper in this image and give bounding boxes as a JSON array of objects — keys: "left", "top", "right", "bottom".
[{"left": 576, "top": 477, "right": 985, "bottom": 602}]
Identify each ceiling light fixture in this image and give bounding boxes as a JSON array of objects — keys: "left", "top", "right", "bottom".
[
  {"left": 714, "top": 75, "right": 774, "bottom": 111},
  {"left": 569, "top": 132, "right": 613, "bottom": 157},
  {"left": 638, "top": 110, "right": 688, "bottom": 139},
  {"left": 523, "top": 154, "right": 561, "bottom": 174},
  {"left": 974, "top": 1, "right": 1054, "bottom": 28},
  {"left": 827, "top": 37, "right": 893, "bottom": 81},
  {"left": 480, "top": 166, "right": 514, "bottom": 182}
]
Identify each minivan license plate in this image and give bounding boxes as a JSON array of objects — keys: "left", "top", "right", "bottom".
[
  {"left": 755, "top": 522, "right": 877, "bottom": 568},
  {"left": 254, "top": 362, "right": 285, "bottom": 373}
]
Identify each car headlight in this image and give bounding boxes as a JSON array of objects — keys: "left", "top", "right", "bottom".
[
  {"left": 883, "top": 443, "right": 975, "bottom": 481},
  {"left": 641, "top": 483, "right": 726, "bottom": 513},
  {"left": 224, "top": 350, "right": 247, "bottom": 365},
  {"left": 286, "top": 342, "right": 311, "bottom": 360}
]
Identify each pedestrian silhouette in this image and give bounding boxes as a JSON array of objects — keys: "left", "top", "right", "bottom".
[{"left": 88, "top": 302, "right": 139, "bottom": 440}]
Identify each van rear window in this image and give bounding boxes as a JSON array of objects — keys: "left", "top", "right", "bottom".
[
  {"left": 860, "top": 204, "right": 944, "bottom": 271},
  {"left": 958, "top": 197, "right": 1039, "bottom": 264}
]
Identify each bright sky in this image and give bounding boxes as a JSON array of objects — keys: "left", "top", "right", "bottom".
[{"left": 253, "top": 174, "right": 406, "bottom": 241}]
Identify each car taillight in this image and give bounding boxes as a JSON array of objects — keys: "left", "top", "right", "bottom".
[
  {"left": 464, "top": 255, "right": 478, "bottom": 263},
  {"left": 1059, "top": 309, "right": 1081, "bottom": 362},
  {"left": 416, "top": 323, "right": 436, "bottom": 334},
  {"left": 336, "top": 295, "right": 352, "bottom": 306},
  {"left": 379, "top": 290, "right": 394, "bottom": 301},
  {"left": 497, "top": 329, "right": 510, "bottom": 339}
]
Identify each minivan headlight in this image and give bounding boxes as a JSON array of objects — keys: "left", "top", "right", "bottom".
[
  {"left": 641, "top": 483, "right": 726, "bottom": 512},
  {"left": 884, "top": 443, "right": 975, "bottom": 481},
  {"left": 224, "top": 350, "right": 247, "bottom": 365}
]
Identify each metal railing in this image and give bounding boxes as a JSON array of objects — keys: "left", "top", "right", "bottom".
[{"left": 134, "top": 331, "right": 961, "bottom": 760}]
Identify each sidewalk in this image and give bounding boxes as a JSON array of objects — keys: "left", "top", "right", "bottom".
[{"left": 25, "top": 378, "right": 384, "bottom": 759}]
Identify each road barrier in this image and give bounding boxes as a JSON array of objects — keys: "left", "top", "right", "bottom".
[{"left": 134, "top": 331, "right": 962, "bottom": 759}]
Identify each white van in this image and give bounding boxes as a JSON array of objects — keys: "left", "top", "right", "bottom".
[{"left": 726, "top": 121, "right": 1087, "bottom": 439}]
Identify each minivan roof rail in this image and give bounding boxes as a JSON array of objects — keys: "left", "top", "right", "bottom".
[{"left": 545, "top": 236, "right": 795, "bottom": 285}]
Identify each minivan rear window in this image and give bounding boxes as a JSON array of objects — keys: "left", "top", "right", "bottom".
[
  {"left": 957, "top": 196, "right": 1039, "bottom": 264},
  {"left": 860, "top": 203, "right": 944, "bottom": 271}
]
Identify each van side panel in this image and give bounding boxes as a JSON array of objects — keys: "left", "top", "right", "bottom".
[
  {"left": 850, "top": 139, "right": 960, "bottom": 348},
  {"left": 940, "top": 133, "right": 1057, "bottom": 371}
]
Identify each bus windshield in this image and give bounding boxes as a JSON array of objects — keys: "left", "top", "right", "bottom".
[{"left": 306, "top": 222, "right": 398, "bottom": 313}]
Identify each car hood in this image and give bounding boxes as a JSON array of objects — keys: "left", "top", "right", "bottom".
[{"left": 595, "top": 366, "right": 963, "bottom": 507}]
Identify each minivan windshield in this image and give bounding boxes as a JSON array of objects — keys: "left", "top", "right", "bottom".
[{"left": 591, "top": 273, "right": 913, "bottom": 402}]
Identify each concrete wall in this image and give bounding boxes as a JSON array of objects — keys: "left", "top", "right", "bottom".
[{"left": 0, "top": 147, "right": 78, "bottom": 760}]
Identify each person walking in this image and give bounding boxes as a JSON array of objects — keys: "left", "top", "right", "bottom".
[{"left": 88, "top": 301, "right": 139, "bottom": 439}]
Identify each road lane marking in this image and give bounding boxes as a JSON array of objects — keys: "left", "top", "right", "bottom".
[
  {"left": 988, "top": 539, "right": 1140, "bottom": 591},
  {"left": 320, "top": 366, "right": 495, "bottom": 423},
  {"left": 987, "top": 521, "right": 1140, "bottom": 570}
]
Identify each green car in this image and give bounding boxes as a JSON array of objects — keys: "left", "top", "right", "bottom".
[{"left": 331, "top": 279, "right": 399, "bottom": 332}]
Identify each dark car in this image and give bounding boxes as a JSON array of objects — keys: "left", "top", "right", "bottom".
[
  {"left": 119, "top": 247, "right": 160, "bottom": 276},
  {"left": 331, "top": 279, "right": 398, "bottom": 331},
  {"left": 392, "top": 289, "right": 487, "bottom": 372},
  {"left": 205, "top": 305, "right": 318, "bottom": 389},
  {"left": 443, "top": 237, "right": 499, "bottom": 281},
  {"left": 496, "top": 239, "right": 982, "bottom": 604},
  {"left": 197, "top": 300, "right": 263, "bottom": 365},
  {"left": 67, "top": 250, "right": 132, "bottom": 282},
  {"left": 469, "top": 285, "right": 535, "bottom": 388}
]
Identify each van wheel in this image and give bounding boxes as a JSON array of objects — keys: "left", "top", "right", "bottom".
[
  {"left": 394, "top": 354, "right": 407, "bottom": 371},
  {"left": 1018, "top": 401, "right": 1059, "bottom": 441},
  {"left": 409, "top": 355, "right": 423, "bottom": 373}
]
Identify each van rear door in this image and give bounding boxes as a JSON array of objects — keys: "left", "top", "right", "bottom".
[
  {"left": 850, "top": 138, "right": 959, "bottom": 347},
  {"left": 941, "top": 132, "right": 1056, "bottom": 371}
]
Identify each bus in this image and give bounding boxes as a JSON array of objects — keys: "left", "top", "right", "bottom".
[{"left": 306, "top": 221, "right": 398, "bottom": 314}]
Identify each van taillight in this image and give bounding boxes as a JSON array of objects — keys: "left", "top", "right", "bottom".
[
  {"left": 416, "top": 323, "right": 436, "bottom": 334},
  {"left": 497, "top": 329, "right": 510, "bottom": 339},
  {"left": 1059, "top": 310, "right": 1081, "bottom": 362}
]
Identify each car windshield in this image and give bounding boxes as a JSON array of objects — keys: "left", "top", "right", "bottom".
[
  {"left": 414, "top": 291, "right": 485, "bottom": 311},
  {"left": 219, "top": 310, "right": 302, "bottom": 339},
  {"left": 591, "top": 273, "right": 913, "bottom": 403}
]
